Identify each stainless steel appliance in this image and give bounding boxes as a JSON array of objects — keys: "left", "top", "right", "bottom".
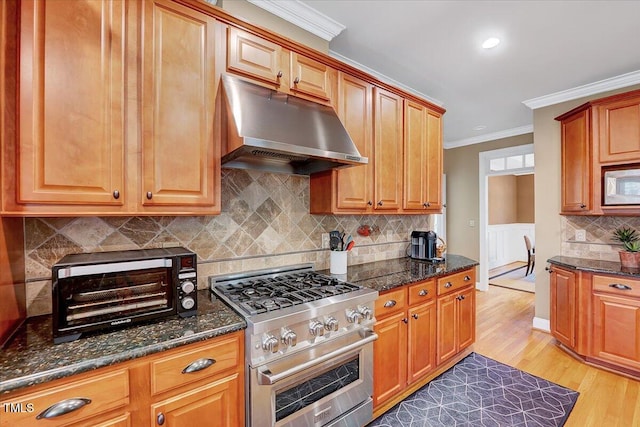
[
  {"left": 604, "top": 167, "right": 640, "bottom": 205},
  {"left": 52, "top": 247, "right": 197, "bottom": 344},
  {"left": 209, "top": 264, "right": 378, "bottom": 427},
  {"left": 409, "top": 230, "right": 442, "bottom": 261}
]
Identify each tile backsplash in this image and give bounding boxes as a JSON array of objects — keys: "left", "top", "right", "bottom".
[
  {"left": 24, "top": 169, "right": 431, "bottom": 317},
  {"left": 561, "top": 215, "right": 640, "bottom": 261}
]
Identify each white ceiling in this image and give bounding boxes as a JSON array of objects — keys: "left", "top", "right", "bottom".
[{"left": 255, "top": 0, "right": 640, "bottom": 148}]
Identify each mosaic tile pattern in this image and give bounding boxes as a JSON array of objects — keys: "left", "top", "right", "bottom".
[
  {"left": 561, "top": 215, "right": 640, "bottom": 261},
  {"left": 368, "top": 352, "right": 579, "bottom": 427},
  {"left": 23, "top": 169, "right": 431, "bottom": 316}
]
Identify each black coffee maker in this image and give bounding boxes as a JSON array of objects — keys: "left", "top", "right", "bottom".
[{"left": 410, "top": 230, "right": 439, "bottom": 261}]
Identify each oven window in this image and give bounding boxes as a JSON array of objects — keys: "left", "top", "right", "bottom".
[
  {"left": 275, "top": 356, "right": 360, "bottom": 422},
  {"left": 59, "top": 268, "right": 173, "bottom": 327}
]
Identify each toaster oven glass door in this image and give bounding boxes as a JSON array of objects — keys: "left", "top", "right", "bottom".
[{"left": 57, "top": 267, "right": 174, "bottom": 328}]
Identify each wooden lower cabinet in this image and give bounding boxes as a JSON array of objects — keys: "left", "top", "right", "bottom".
[
  {"left": 373, "top": 311, "right": 407, "bottom": 407},
  {"left": 0, "top": 331, "right": 244, "bottom": 427},
  {"left": 436, "top": 285, "right": 475, "bottom": 365}
]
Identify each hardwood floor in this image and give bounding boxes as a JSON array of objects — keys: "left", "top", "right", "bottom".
[
  {"left": 475, "top": 285, "right": 640, "bottom": 427},
  {"left": 488, "top": 261, "right": 527, "bottom": 279}
]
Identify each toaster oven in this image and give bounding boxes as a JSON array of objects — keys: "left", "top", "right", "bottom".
[{"left": 52, "top": 247, "right": 197, "bottom": 344}]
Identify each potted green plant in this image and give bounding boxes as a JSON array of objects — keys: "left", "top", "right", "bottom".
[{"left": 612, "top": 227, "right": 640, "bottom": 268}]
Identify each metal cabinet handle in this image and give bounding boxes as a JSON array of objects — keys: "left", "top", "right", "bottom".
[
  {"left": 464, "top": 275, "right": 471, "bottom": 281},
  {"left": 294, "top": 77, "right": 300, "bottom": 84},
  {"left": 113, "top": 190, "right": 120, "bottom": 199},
  {"left": 580, "top": 204, "right": 586, "bottom": 209},
  {"left": 157, "top": 412, "right": 165, "bottom": 425},
  {"left": 402, "top": 318, "right": 408, "bottom": 324},
  {"left": 383, "top": 300, "right": 397, "bottom": 308},
  {"left": 377, "top": 200, "right": 383, "bottom": 206},
  {"left": 422, "top": 202, "right": 431, "bottom": 208},
  {"left": 412, "top": 313, "right": 419, "bottom": 319},
  {"left": 146, "top": 191, "right": 153, "bottom": 200},
  {"left": 609, "top": 283, "right": 632, "bottom": 290},
  {"left": 460, "top": 295, "right": 466, "bottom": 300},
  {"left": 36, "top": 398, "right": 91, "bottom": 419},
  {"left": 182, "top": 357, "right": 216, "bottom": 374},
  {"left": 277, "top": 70, "right": 283, "bottom": 78},
  {"left": 444, "top": 282, "right": 453, "bottom": 288},
  {"left": 418, "top": 289, "right": 428, "bottom": 296},
  {"left": 367, "top": 200, "right": 373, "bottom": 206}
]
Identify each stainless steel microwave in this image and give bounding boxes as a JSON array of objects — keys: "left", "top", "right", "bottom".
[{"left": 604, "top": 168, "right": 640, "bottom": 205}]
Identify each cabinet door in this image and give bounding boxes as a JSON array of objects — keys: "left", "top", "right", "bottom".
[
  {"left": 403, "top": 101, "right": 441, "bottom": 212},
  {"left": 592, "top": 293, "right": 640, "bottom": 370},
  {"left": 334, "top": 73, "right": 373, "bottom": 211},
  {"left": 407, "top": 301, "right": 436, "bottom": 384},
  {"left": 550, "top": 267, "right": 577, "bottom": 349},
  {"left": 598, "top": 96, "right": 640, "bottom": 163},
  {"left": 227, "top": 27, "right": 285, "bottom": 87},
  {"left": 373, "top": 312, "right": 407, "bottom": 409},
  {"left": 457, "top": 287, "right": 476, "bottom": 351},
  {"left": 141, "top": 0, "right": 218, "bottom": 210},
  {"left": 560, "top": 110, "right": 591, "bottom": 213},
  {"left": 151, "top": 373, "right": 242, "bottom": 427},
  {"left": 18, "top": 0, "right": 125, "bottom": 206},
  {"left": 290, "top": 52, "right": 334, "bottom": 102},
  {"left": 436, "top": 293, "right": 457, "bottom": 365},
  {"left": 373, "top": 88, "right": 402, "bottom": 211}
]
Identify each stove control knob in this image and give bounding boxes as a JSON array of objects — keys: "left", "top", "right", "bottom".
[
  {"left": 309, "top": 321, "right": 325, "bottom": 337},
  {"left": 324, "top": 316, "right": 339, "bottom": 331},
  {"left": 281, "top": 329, "right": 297, "bottom": 347},
  {"left": 358, "top": 305, "right": 373, "bottom": 321},
  {"left": 262, "top": 335, "right": 279, "bottom": 353},
  {"left": 181, "top": 280, "right": 195, "bottom": 294},
  {"left": 346, "top": 309, "right": 363, "bottom": 324},
  {"left": 181, "top": 296, "right": 195, "bottom": 310}
]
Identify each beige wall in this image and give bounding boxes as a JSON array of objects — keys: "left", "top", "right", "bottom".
[
  {"left": 488, "top": 175, "right": 517, "bottom": 224},
  {"left": 219, "top": 0, "right": 329, "bottom": 53},
  {"left": 533, "top": 84, "right": 640, "bottom": 322},
  {"left": 443, "top": 133, "right": 533, "bottom": 263},
  {"left": 517, "top": 174, "right": 535, "bottom": 223}
]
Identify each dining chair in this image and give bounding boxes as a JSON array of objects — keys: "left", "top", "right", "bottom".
[{"left": 524, "top": 235, "right": 535, "bottom": 276}]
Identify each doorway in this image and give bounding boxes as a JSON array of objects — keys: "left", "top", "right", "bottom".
[{"left": 478, "top": 144, "right": 534, "bottom": 291}]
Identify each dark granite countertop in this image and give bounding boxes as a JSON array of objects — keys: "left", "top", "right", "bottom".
[
  {"left": 548, "top": 255, "right": 640, "bottom": 277},
  {"left": 0, "top": 290, "right": 245, "bottom": 395},
  {"left": 321, "top": 254, "right": 479, "bottom": 292}
]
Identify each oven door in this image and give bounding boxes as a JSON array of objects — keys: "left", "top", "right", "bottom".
[{"left": 250, "top": 328, "right": 377, "bottom": 427}]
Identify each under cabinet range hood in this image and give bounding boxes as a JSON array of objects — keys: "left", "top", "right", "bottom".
[{"left": 219, "top": 74, "right": 368, "bottom": 175}]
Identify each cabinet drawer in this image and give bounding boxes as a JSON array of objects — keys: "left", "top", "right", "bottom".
[
  {"left": 408, "top": 280, "right": 436, "bottom": 305},
  {"left": 0, "top": 369, "right": 129, "bottom": 427},
  {"left": 592, "top": 274, "right": 640, "bottom": 298},
  {"left": 437, "top": 269, "right": 475, "bottom": 296},
  {"left": 375, "top": 288, "right": 407, "bottom": 318},
  {"left": 151, "top": 335, "right": 241, "bottom": 395}
]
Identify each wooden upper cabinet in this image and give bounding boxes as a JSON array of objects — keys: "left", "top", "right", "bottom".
[
  {"left": 141, "top": 0, "right": 219, "bottom": 211},
  {"left": 373, "top": 87, "right": 403, "bottom": 211},
  {"left": 598, "top": 94, "right": 640, "bottom": 164},
  {"left": 17, "top": 0, "right": 125, "bottom": 207},
  {"left": 404, "top": 101, "right": 442, "bottom": 212},
  {"left": 290, "top": 52, "right": 334, "bottom": 101},
  {"left": 558, "top": 108, "right": 592, "bottom": 214},
  {"left": 226, "top": 26, "right": 285, "bottom": 87}
]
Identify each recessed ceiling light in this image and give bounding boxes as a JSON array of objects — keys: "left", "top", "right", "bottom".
[
  {"left": 482, "top": 37, "right": 500, "bottom": 49},
  {"left": 473, "top": 125, "right": 487, "bottom": 131}
]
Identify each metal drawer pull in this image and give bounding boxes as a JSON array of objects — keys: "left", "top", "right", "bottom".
[
  {"left": 609, "top": 283, "right": 632, "bottom": 290},
  {"left": 412, "top": 313, "right": 419, "bottom": 319},
  {"left": 444, "top": 282, "right": 453, "bottom": 288},
  {"left": 383, "top": 300, "right": 397, "bottom": 308},
  {"left": 36, "top": 398, "right": 92, "bottom": 419},
  {"left": 182, "top": 357, "right": 216, "bottom": 374},
  {"left": 464, "top": 275, "right": 471, "bottom": 281},
  {"left": 402, "top": 318, "right": 408, "bottom": 324},
  {"left": 418, "top": 289, "right": 428, "bottom": 296}
]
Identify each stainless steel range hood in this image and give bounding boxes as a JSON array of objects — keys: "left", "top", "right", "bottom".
[{"left": 219, "top": 74, "right": 367, "bottom": 175}]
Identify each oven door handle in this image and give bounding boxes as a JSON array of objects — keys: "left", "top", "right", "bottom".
[{"left": 257, "top": 329, "right": 378, "bottom": 385}]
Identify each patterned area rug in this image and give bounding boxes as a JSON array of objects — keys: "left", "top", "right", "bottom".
[{"left": 368, "top": 353, "right": 579, "bottom": 427}]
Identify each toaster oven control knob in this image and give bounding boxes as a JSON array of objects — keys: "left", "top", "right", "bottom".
[
  {"left": 309, "top": 321, "right": 325, "bottom": 337},
  {"left": 181, "top": 280, "right": 195, "bottom": 294},
  {"left": 358, "top": 305, "right": 373, "bottom": 320},
  {"left": 281, "top": 329, "right": 297, "bottom": 347},
  {"left": 324, "top": 316, "right": 339, "bottom": 331},
  {"left": 181, "top": 296, "right": 195, "bottom": 310},
  {"left": 262, "top": 335, "right": 279, "bottom": 353},
  {"left": 346, "top": 309, "right": 363, "bottom": 324}
]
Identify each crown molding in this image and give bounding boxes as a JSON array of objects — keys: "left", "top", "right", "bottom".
[
  {"left": 444, "top": 125, "right": 533, "bottom": 150},
  {"left": 523, "top": 69, "right": 640, "bottom": 110},
  {"left": 329, "top": 51, "right": 445, "bottom": 107},
  {"left": 246, "top": 0, "right": 345, "bottom": 41}
]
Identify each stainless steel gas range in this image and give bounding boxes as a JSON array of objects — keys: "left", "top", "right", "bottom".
[{"left": 209, "top": 264, "right": 378, "bottom": 427}]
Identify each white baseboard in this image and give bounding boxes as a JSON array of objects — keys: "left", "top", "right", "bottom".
[{"left": 532, "top": 317, "right": 550, "bottom": 332}]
